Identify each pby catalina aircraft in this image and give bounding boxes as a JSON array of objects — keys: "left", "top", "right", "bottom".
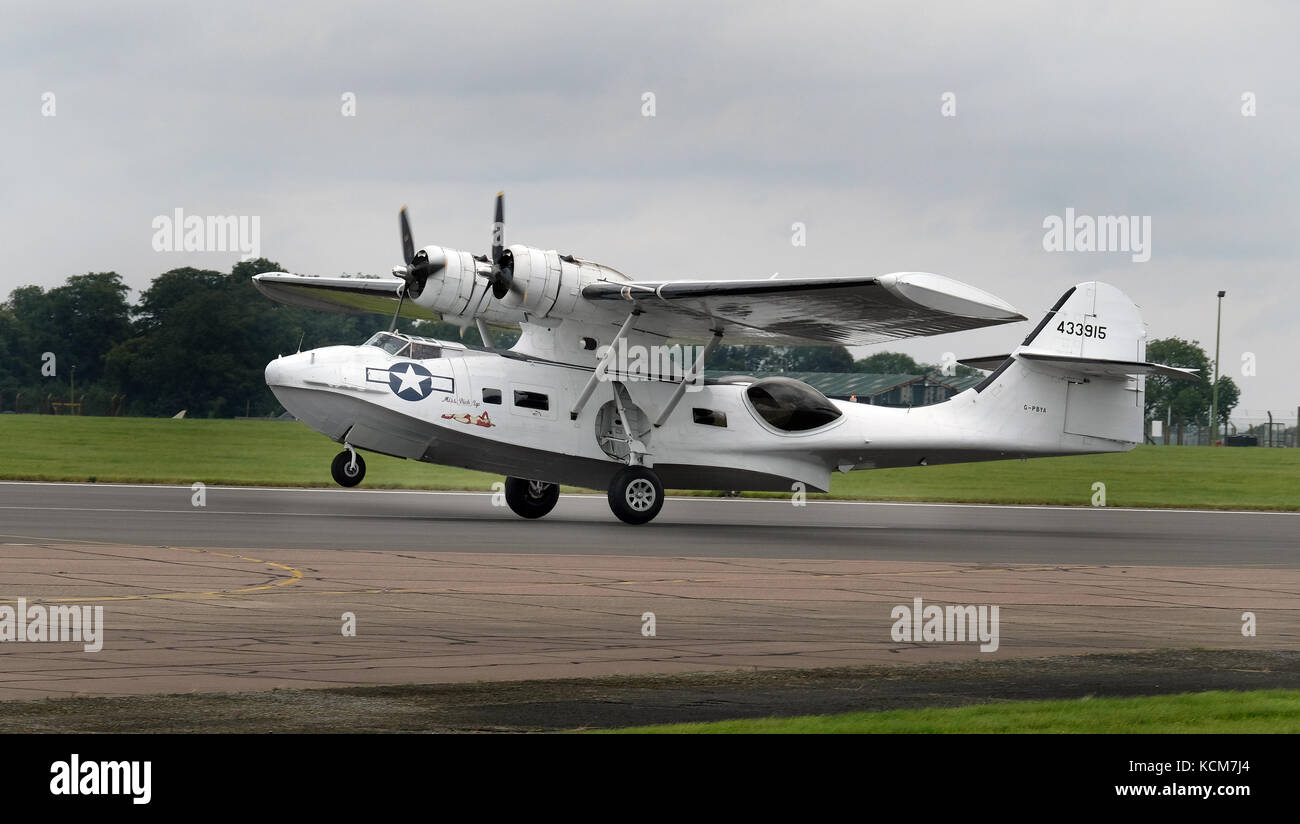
[{"left": 254, "top": 194, "right": 1195, "bottom": 524}]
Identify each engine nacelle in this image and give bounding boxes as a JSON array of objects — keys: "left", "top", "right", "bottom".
[
  {"left": 500, "top": 244, "right": 627, "bottom": 318},
  {"left": 408, "top": 243, "right": 631, "bottom": 325},
  {"left": 407, "top": 245, "right": 485, "bottom": 317}
]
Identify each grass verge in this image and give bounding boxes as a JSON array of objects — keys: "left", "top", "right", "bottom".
[
  {"left": 606, "top": 689, "right": 1300, "bottom": 733},
  {"left": 2, "top": 415, "right": 1297, "bottom": 509}
]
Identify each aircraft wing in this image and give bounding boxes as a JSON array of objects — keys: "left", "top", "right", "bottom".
[
  {"left": 580, "top": 272, "right": 1026, "bottom": 345},
  {"left": 252, "top": 273, "right": 438, "bottom": 321}
]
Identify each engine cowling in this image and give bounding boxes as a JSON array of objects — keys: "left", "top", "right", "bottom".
[
  {"left": 498, "top": 245, "right": 559, "bottom": 315},
  {"left": 406, "top": 245, "right": 484, "bottom": 317},
  {"left": 500, "top": 244, "right": 628, "bottom": 318},
  {"left": 407, "top": 242, "right": 631, "bottom": 325}
]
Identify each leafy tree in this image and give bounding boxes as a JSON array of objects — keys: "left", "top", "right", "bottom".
[
  {"left": 707, "top": 344, "right": 853, "bottom": 373},
  {"left": 787, "top": 345, "right": 854, "bottom": 371},
  {"left": 1, "top": 273, "right": 132, "bottom": 390},
  {"left": 1210, "top": 374, "right": 1240, "bottom": 430},
  {"left": 106, "top": 261, "right": 347, "bottom": 417},
  {"left": 0, "top": 303, "right": 20, "bottom": 385},
  {"left": 853, "top": 351, "right": 926, "bottom": 374},
  {"left": 396, "top": 317, "right": 520, "bottom": 349},
  {"left": 1144, "top": 337, "right": 1239, "bottom": 429},
  {"left": 852, "top": 350, "right": 925, "bottom": 371},
  {"left": 851, "top": 351, "right": 978, "bottom": 378},
  {"left": 103, "top": 259, "right": 500, "bottom": 417}
]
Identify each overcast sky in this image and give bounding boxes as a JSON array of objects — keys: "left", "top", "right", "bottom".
[{"left": 3, "top": 1, "right": 1295, "bottom": 419}]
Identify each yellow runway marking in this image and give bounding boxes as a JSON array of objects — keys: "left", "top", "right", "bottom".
[{"left": 0, "top": 539, "right": 306, "bottom": 604}]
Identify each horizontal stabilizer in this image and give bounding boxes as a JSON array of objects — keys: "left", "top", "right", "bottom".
[
  {"left": 1017, "top": 351, "right": 1200, "bottom": 381},
  {"left": 958, "top": 354, "right": 1012, "bottom": 371}
]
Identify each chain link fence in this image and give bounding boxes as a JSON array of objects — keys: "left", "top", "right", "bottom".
[{"left": 1147, "top": 410, "right": 1298, "bottom": 447}]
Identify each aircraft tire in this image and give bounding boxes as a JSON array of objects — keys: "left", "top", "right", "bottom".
[
  {"left": 331, "top": 450, "right": 366, "bottom": 487},
  {"left": 504, "top": 477, "right": 560, "bottom": 519},
  {"left": 607, "top": 466, "right": 664, "bottom": 525}
]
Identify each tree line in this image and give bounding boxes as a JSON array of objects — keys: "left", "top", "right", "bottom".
[
  {"left": 0, "top": 260, "right": 403, "bottom": 417},
  {"left": 0, "top": 261, "right": 1236, "bottom": 424}
]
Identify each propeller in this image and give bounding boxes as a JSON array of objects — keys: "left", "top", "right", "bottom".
[
  {"left": 388, "top": 206, "right": 447, "bottom": 332},
  {"left": 484, "top": 192, "right": 522, "bottom": 300},
  {"left": 395, "top": 207, "right": 443, "bottom": 301},
  {"left": 386, "top": 207, "right": 433, "bottom": 331},
  {"left": 388, "top": 196, "right": 522, "bottom": 334}
]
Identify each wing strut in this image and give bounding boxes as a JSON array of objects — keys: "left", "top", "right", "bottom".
[
  {"left": 475, "top": 317, "right": 495, "bottom": 352},
  {"left": 569, "top": 309, "right": 642, "bottom": 421},
  {"left": 652, "top": 329, "right": 723, "bottom": 428}
]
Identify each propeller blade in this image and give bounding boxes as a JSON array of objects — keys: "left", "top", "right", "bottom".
[
  {"left": 491, "top": 192, "right": 504, "bottom": 267},
  {"left": 400, "top": 207, "right": 415, "bottom": 265},
  {"left": 395, "top": 206, "right": 444, "bottom": 300}
]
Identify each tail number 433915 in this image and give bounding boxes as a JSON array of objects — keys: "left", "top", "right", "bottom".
[{"left": 1058, "top": 321, "right": 1107, "bottom": 339}]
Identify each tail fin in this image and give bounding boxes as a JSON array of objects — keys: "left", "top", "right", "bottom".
[
  {"left": 964, "top": 282, "right": 1195, "bottom": 447},
  {"left": 1019, "top": 281, "right": 1144, "bottom": 362}
]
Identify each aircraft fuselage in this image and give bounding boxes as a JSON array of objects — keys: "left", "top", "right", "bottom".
[{"left": 265, "top": 330, "right": 1129, "bottom": 497}]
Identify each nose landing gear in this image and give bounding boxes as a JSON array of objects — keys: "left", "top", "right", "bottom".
[
  {"left": 331, "top": 447, "right": 366, "bottom": 487},
  {"left": 503, "top": 477, "right": 560, "bottom": 519}
]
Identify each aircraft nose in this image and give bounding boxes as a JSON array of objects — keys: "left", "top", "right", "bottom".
[{"left": 265, "top": 357, "right": 288, "bottom": 387}]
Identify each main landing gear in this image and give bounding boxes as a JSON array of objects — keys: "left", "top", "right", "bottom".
[
  {"left": 499, "top": 468, "right": 664, "bottom": 525},
  {"left": 503, "top": 477, "right": 560, "bottom": 519},
  {"left": 607, "top": 465, "right": 664, "bottom": 525},
  {"left": 331, "top": 447, "right": 366, "bottom": 487}
]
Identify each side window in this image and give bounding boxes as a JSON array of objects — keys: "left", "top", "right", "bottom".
[
  {"left": 745, "top": 378, "right": 842, "bottom": 432},
  {"left": 692, "top": 408, "right": 727, "bottom": 427},
  {"left": 482, "top": 388, "right": 502, "bottom": 405},
  {"left": 409, "top": 343, "right": 441, "bottom": 360},
  {"left": 513, "top": 390, "right": 549, "bottom": 411}
]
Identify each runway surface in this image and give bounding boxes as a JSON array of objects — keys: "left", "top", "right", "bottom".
[
  {"left": 0, "top": 481, "right": 1296, "bottom": 701},
  {"left": 2, "top": 481, "right": 1297, "bottom": 565}
]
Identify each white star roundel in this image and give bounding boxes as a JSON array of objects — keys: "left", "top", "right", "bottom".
[{"left": 387, "top": 362, "right": 434, "bottom": 401}]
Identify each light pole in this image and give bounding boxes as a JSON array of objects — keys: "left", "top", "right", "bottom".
[{"left": 1210, "top": 290, "right": 1225, "bottom": 445}]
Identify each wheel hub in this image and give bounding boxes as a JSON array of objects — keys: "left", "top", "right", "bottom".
[{"left": 625, "top": 478, "right": 656, "bottom": 511}]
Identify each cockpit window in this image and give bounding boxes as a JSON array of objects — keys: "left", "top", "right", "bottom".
[
  {"left": 746, "top": 377, "right": 843, "bottom": 432},
  {"left": 363, "top": 332, "right": 410, "bottom": 356},
  {"left": 408, "top": 342, "right": 441, "bottom": 360}
]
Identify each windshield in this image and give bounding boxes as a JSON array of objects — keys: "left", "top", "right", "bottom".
[{"left": 363, "top": 332, "right": 410, "bottom": 356}]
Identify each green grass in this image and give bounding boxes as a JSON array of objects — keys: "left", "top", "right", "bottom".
[
  {"left": 605, "top": 689, "right": 1300, "bottom": 733},
  {"left": 0, "top": 415, "right": 499, "bottom": 489},
  {"left": 794, "top": 441, "right": 1300, "bottom": 509},
  {"left": 1, "top": 414, "right": 1297, "bottom": 509}
]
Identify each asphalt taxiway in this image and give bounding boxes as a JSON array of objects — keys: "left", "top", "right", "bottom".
[
  {"left": 2, "top": 481, "right": 1297, "bottom": 564},
  {"left": 0, "top": 482, "right": 1296, "bottom": 701}
]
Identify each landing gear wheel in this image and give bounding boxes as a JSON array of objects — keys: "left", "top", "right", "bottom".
[
  {"left": 607, "top": 466, "right": 664, "bottom": 525},
  {"left": 504, "top": 477, "right": 560, "bottom": 519},
  {"left": 331, "top": 450, "right": 366, "bottom": 487}
]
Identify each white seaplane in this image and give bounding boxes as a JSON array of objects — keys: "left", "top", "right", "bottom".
[{"left": 254, "top": 194, "right": 1193, "bottom": 524}]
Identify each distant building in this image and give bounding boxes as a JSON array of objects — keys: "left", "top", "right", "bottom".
[{"left": 703, "top": 371, "right": 985, "bottom": 407}]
